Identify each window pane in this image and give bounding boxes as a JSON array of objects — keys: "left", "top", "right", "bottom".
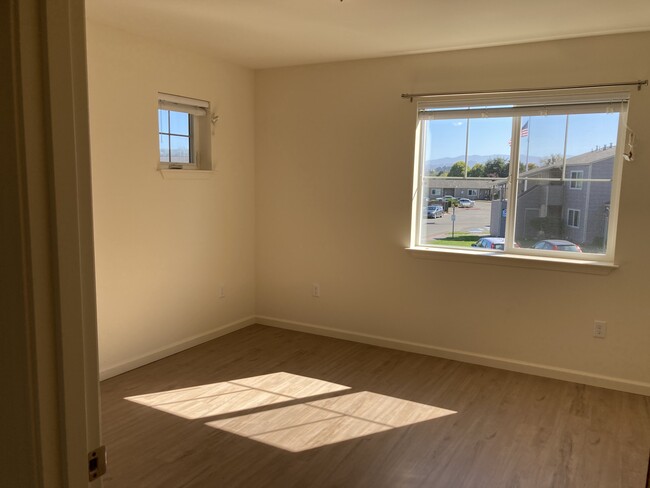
[
  {"left": 563, "top": 113, "right": 619, "bottom": 181},
  {"left": 519, "top": 115, "right": 567, "bottom": 169},
  {"left": 466, "top": 117, "right": 511, "bottom": 178},
  {"left": 169, "top": 111, "right": 190, "bottom": 136},
  {"left": 170, "top": 135, "right": 190, "bottom": 163},
  {"left": 418, "top": 199, "right": 496, "bottom": 248},
  {"left": 423, "top": 119, "right": 467, "bottom": 177},
  {"left": 158, "top": 109, "right": 169, "bottom": 133},
  {"left": 419, "top": 118, "right": 510, "bottom": 248},
  {"left": 159, "top": 134, "right": 170, "bottom": 162},
  {"left": 514, "top": 180, "right": 612, "bottom": 254},
  {"left": 419, "top": 119, "right": 466, "bottom": 244}
]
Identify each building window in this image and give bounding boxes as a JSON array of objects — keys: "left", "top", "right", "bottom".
[
  {"left": 567, "top": 209, "right": 580, "bottom": 228},
  {"left": 411, "top": 89, "right": 628, "bottom": 262},
  {"left": 569, "top": 170, "right": 584, "bottom": 189},
  {"left": 158, "top": 93, "right": 212, "bottom": 170},
  {"left": 468, "top": 189, "right": 478, "bottom": 197},
  {"left": 158, "top": 110, "right": 192, "bottom": 164},
  {"left": 430, "top": 188, "right": 442, "bottom": 197}
]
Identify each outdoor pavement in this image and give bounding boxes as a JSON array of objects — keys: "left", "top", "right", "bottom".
[{"left": 424, "top": 201, "right": 492, "bottom": 240}]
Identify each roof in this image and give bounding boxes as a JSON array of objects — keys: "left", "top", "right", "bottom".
[
  {"left": 428, "top": 179, "right": 502, "bottom": 190},
  {"left": 520, "top": 147, "right": 616, "bottom": 177}
]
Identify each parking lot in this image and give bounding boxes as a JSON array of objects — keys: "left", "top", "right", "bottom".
[{"left": 423, "top": 200, "right": 492, "bottom": 241}]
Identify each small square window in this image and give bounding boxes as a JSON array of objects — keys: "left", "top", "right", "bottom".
[{"left": 158, "top": 93, "right": 212, "bottom": 170}]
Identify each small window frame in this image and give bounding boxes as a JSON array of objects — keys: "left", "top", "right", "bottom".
[
  {"left": 158, "top": 109, "right": 195, "bottom": 168},
  {"left": 569, "top": 170, "right": 584, "bottom": 190},
  {"left": 157, "top": 93, "right": 211, "bottom": 171},
  {"left": 567, "top": 208, "right": 580, "bottom": 228}
]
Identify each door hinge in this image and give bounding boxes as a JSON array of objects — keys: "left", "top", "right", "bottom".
[{"left": 88, "top": 446, "right": 107, "bottom": 482}]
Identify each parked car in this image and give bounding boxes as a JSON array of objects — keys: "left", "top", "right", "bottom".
[
  {"left": 472, "top": 237, "right": 505, "bottom": 250},
  {"left": 531, "top": 239, "right": 582, "bottom": 252},
  {"left": 435, "top": 196, "right": 459, "bottom": 209},
  {"left": 472, "top": 237, "right": 520, "bottom": 250},
  {"left": 427, "top": 205, "right": 444, "bottom": 219},
  {"left": 458, "top": 198, "right": 475, "bottom": 208}
]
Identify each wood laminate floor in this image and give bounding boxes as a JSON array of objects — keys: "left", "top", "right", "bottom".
[{"left": 101, "top": 325, "right": 650, "bottom": 488}]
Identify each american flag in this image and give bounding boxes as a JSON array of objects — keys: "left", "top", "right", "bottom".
[
  {"left": 520, "top": 121, "right": 529, "bottom": 137},
  {"left": 508, "top": 121, "right": 529, "bottom": 146}
]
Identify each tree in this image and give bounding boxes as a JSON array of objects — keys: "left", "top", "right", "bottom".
[
  {"left": 484, "top": 157, "right": 509, "bottom": 178},
  {"left": 468, "top": 163, "right": 485, "bottom": 177},
  {"left": 541, "top": 153, "right": 563, "bottom": 166},
  {"left": 519, "top": 162, "right": 538, "bottom": 172},
  {"left": 448, "top": 161, "right": 466, "bottom": 177},
  {"left": 518, "top": 162, "right": 539, "bottom": 173}
]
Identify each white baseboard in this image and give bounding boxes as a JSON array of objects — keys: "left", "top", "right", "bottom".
[
  {"left": 256, "top": 315, "right": 650, "bottom": 397},
  {"left": 99, "top": 316, "right": 256, "bottom": 380}
]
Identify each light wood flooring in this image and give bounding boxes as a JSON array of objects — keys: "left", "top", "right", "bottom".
[{"left": 101, "top": 325, "right": 650, "bottom": 487}]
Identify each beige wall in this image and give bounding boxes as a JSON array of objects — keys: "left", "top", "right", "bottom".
[
  {"left": 87, "top": 22, "right": 256, "bottom": 374},
  {"left": 255, "top": 33, "right": 650, "bottom": 389},
  {"left": 86, "top": 24, "right": 649, "bottom": 391}
]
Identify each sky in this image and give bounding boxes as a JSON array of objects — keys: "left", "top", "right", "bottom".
[{"left": 425, "top": 112, "right": 621, "bottom": 162}]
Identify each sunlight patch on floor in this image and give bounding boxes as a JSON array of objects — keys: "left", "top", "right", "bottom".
[
  {"left": 125, "top": 372, "right": 350, "bottom": 419},
  {"left": 126, "top": 373, "right": 456, "bottom": 451},
  {"left": 207, "top": 391, "right": 456, "bottom": 452}
]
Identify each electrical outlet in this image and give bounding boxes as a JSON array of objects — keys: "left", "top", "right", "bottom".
[
  {"left": 219, "top": 285, "right": 226, "bottom": 298},
  {"left": 593, "top": 320, "right": 607, "bottom": 339},
  {"left": 312, "top": 283, "right": 320, "bottom": 298}
]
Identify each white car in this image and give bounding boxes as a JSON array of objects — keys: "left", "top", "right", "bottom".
[{"left": 458, "top": 198, "right": 475, "bottom": 208}]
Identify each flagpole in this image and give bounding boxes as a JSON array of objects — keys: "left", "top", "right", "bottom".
[{"left": 525, "top": 118, "right": 531, "bottom": 168}]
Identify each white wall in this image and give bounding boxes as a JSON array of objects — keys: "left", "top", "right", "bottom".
[
  {"left": 255, "top": 33, "right": 650, "bottom": 392},
  {"left": 87, "top": 22, "right": 256, "bottom": 376}
]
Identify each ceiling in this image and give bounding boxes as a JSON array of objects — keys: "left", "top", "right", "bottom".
[{"left": 85, "top": 0, "right": 650, "bottom": 69}]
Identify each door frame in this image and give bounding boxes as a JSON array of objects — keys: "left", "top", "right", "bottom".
[{"left": 3, "top": 0, "right": 102, "bottom": 486}]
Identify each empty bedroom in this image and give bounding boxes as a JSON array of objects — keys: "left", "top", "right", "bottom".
[{"left": 85, "top": 1, "right": 650, "bottom": 487}]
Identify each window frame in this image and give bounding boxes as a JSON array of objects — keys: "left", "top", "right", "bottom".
[
  {"left": 567, "top": 208, "right": 581, "bottom": 228},
  {"left": 569, "top": 170, "right": 584, "bottom": 190},
  {"left": 158, "top": 109, "right": 194, "bottom": 167},
  {"left": 410, "top": 88, "right": 630, "bottom": 265},
  {"left": 157, "top": 93, "right": 211, "bottom": 171}
]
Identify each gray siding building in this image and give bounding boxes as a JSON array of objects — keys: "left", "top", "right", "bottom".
[{"left": 513, "top": 147, "right": 615, "bottom": 250}]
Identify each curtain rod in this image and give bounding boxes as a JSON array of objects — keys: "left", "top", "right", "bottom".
[{"left": 401, "top": 80, "right": 648, "bottom": 102}]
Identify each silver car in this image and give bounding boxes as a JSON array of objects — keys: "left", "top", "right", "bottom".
[
  {"left": 458, "top": 198, "right": 475, "bottom": 208},
  {"left": 427, "top": 205, "right": 444, "bottom": 219}
]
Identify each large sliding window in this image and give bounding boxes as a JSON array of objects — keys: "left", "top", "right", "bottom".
[{"left": 411, "top": 90, "right": 629, "bottom": 263}]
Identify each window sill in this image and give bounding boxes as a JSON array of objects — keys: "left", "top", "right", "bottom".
[
  {"left": 159, "top": 169, "right": 214, "bottom": 180},
  {"left": 406, "top": 246, "right": 618, "bottom": 275}
]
